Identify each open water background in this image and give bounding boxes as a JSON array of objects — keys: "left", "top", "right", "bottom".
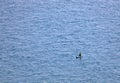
[{"left": 0, "top": 0, "right": 120, "bottom": 83}]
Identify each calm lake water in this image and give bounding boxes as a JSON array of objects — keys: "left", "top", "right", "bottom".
[{"left": 0, "top": 0, "right": 120, "bottom": 83}]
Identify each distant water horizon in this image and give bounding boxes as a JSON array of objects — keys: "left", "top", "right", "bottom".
[{"left": 0, "top": 0, "right": 120, "bottom": 83}]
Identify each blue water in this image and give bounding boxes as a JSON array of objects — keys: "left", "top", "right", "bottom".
[{"left": 0, "top": 0, "right": 120, "bottom": 83}]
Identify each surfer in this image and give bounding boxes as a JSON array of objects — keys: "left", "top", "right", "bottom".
[{"left": 76, "top": 52, "right": 82, "bottom": 59}]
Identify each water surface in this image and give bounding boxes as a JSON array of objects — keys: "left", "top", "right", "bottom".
[{"left": 0, "top": 0, "right": 120, "bottom": 83}]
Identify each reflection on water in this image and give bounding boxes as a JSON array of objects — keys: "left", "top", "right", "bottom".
[{"left": 0, "top": 0, "right": 120, "bottom": 83}]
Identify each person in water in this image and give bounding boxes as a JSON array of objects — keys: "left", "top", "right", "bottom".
[{"left": 76, "top": 52, "right": 82, "bottom": 59}]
